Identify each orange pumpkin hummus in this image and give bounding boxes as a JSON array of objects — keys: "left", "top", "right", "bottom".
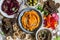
[{"left": 21, "top": 10, "right": 40, "bottom": 31}]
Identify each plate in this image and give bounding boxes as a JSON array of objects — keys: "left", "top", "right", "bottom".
[{"left": 0, "top": 0, "right": 60, "bottom": 40}]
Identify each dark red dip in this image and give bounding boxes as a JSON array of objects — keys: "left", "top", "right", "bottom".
[{"left": 2, "top": 0, "right": 20, "bottom": 15}]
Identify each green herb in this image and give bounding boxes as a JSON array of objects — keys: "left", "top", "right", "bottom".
[
  {"left": 43, "top": 10, "right": 48, "bottom": 16},
  {"left": 54, "top": 36, "right": 60, "bottom": 40},
  {"left": 36, "top": 5, "right": 43, "bottom": 12},
  {"left": 36, "top": 6, "right": 48, "bottom": 16},
  {"left": 0, "top": 32, "right": 4, "bottom": 35}
]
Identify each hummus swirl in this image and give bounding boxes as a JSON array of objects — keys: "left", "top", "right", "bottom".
[{"left": 21, "top": 10, "right": 40, "bottom": 31}]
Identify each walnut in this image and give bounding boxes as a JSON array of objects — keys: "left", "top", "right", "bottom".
[{"left": 13, "top": 23, "right": 19, "bottom": 32}]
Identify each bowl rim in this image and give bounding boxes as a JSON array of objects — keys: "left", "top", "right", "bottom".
[{"left": 18, "top": 7, "right": 43, "bottom": 34}]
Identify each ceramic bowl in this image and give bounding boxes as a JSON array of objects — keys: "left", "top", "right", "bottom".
[{"left": 18, "top": 8, "right": 42, "bottom": 34}]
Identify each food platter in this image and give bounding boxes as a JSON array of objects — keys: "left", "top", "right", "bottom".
[{"left": 0, "top": 0, "right": 60, "bottom": 40}]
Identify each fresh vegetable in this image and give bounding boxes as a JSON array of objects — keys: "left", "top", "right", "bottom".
[
  {"left": 36, "top": 5, "right": 43, "bottom": 12},
  {"left": 52, "top": 13, "right": 59, "bottom": 21},
  {"left": 54, "top": 36, "right": 60, "bottom": 40},
  {"left": 36, "top": 0, "right": 59, "bottom": 30},
  {"left": 36, "top": 5, "right": 59, "bottom": 30},
  {"left": 44, "top": 13, "right": 59, "bottom": 30},
  {"left": 36, "top": 5, "right": 48, "bottom": 16},
  {"left": 0, "top": 32, "right": 4, "bottom": 35}
]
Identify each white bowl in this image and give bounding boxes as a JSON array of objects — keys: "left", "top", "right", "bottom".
[
  {"left": 0, "top": 0, "right": 15, "bottom": 18},
  {"left": 0, "top": 0, "right": 22, "bottom": 18}
]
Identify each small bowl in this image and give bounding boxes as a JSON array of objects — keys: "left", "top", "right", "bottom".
[
  {"left": 0, "top": 0, "right": 14, "bottom": 18},
  {"left": 0, "top": 0, "right": 22, "bottom": 18},
  {"left": 25, "top": 0, "right": 39, "bottom": 8},
  {"left": 36, "top": 27, "right": 53, "bottom": 40},
  {"left": 18, "top": 8, "right": 42, "bottom": 34}
]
